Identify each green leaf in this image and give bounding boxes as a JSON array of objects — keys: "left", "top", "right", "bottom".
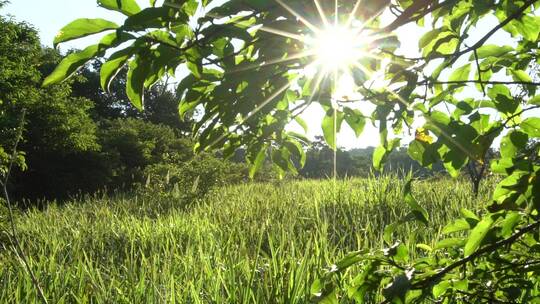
[
  {"left": 100, "top": 47, "right": 135, "bottom": 92},
  {"left": 442, "top": 218, "right": 471, "bottom": 234},
  {"left": 416, "top": 243, "right": 433, "bottom": 252},
  {"left": 529, "top": 95, "right": 540, "bottom": 105},
  {"left": 183, "top": 0, "right": 199, "bottom": 16},
  {"left": 403, "top": 179, "right": 429, "bottom": 225},
  {"left": 520, "top": 117, "right": 540, "bottom": 137},
  {"left": 54, "top": 18, "right": 118, "bottom": 47},
  {"left": 284, "top": 138, "right": 306, "bottom": 167},
  {"left": 343, "top": 108, "right": 366, "bottom": 137},
  {"left": 501, "top": 212, "right": 521, "bottom": 237},
  {"left": 449, "top": 63, "right": 471, "bottom": 82},
  {"left": 334, "top": 251, "right": 363, "bottom": 272},
  {"left": 511, "top": 69, "right": 532, "bottom": 83},
  {"left": 98, "top": 0, "right": 141, "bottom": 16},
  {"left": 272, "top": 148, "right": 296, "bottom": 174},
  {"left": 473, "top": 44, "right": 513, "bottom": 59},
  {"left": 419, "top": 28, "right": 444, "bottom": 49},
  {"left": 249, "top": 145, "right": 267, "bottom": 178},
  {"left": 488, "top": 85, "right": 518, "bottom": 115},
  {"left": 464, "top": 216, "right": 493, "bottom": 256},
  {"left": 442, "top": 148, "right": 468, "bottom": 178},
  {"left": 126, "top": 55, "right": 149, "bottom": 111},
  {"left": 372, "top": 145, "right": 387, "bottom": 171},
  {"left": 408, "top": 139, "right": 439, "bottom": 167},
  {"left": 321, "top": 109, "right": 343, "bottom": 150},
  {"left": 43, "top": 45, "right": 100, "bottom": 87},
  {"left": 490, "top": 157, "right": 514, "bottom": 174},
  {"left": 295, "top": 117, "right": 308, "bottom": 133},
  {"left": 186, "top": 48, "right": 203, "bottom": 78},
  {"left": 383, "top": 222, "right": 398, "bottom": 245},
  {"left": 453, "top": 279, "right": 469, "bottom": 292},
  {"left": 382, "top": 274, "right": 411, "bottom": 302},
  {"left": 124, "top": 7, "right": 179, "bottom": 30},
  {"left": 98, "top": 31, "right": 135, "bottom": 48},
  {"left": 434, "top": 238, "right": 465, "bottom": 250},
  {"left": 460, "top": 208, "right": 479, "bottom": 221},
  {"left": 513, "top": 15, "right": 540, "bottom": 41},
  {"left": 433, "top": 280, "right": 451, "bottom": 298},
  {"left": 500, "top": 131, "right": 528, "bottom": 158}
]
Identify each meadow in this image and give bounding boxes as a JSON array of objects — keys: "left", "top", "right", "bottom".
[{"left": 0, "top": 176, "right": 493, "bottom": 303}]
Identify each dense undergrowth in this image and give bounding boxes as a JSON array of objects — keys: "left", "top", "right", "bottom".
[{"left": 0, "top": 176, "right": 493, "bottom": 303}]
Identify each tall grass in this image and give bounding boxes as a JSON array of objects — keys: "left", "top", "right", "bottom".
[{"left": 0, "top": 175, "right": 492, "bottom": 303}]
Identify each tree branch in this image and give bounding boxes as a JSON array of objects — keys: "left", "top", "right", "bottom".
[
  {"left": 420, "top": 79, "right": 540, "bottom": 86},
  {"left": 451, "top": 0, "right": 539, "bottom": 60},
  {"left": 381, "top": 0, "right": 438, "bottom": 33},
  {"left": 412, "top": 219, "right": 540, "bottom": 289}
]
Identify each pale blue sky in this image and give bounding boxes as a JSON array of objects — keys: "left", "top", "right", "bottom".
[
  {"left": 2, "top": 1, "right": 533, "bottom": 149},
  {"left": 2, "top": 0, "right": 142, "bottom": 50}
]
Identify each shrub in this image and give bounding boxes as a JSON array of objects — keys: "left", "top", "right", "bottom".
[{"left": 141, "top": 153, "right": 249, "bottom": 205}]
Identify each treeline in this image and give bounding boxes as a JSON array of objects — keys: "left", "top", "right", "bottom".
[
  {"left": 1, "top": 13, "right": 448, "bottom": 203},
  {"left": 297, "top": 136, "right": 445, "bottom": 179},
  {"left": 0, "top": 13, "right": 254, "bottom": 203}
]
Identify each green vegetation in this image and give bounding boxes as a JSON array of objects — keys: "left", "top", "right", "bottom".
[
  {"left": 0, "top": 176, "right": 492, "bottom": 303},
  {"left": 2, "top": 0, "right": 540, "bottom": 302}
]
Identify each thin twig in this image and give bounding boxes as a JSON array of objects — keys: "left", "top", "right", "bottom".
[{"left": 473, "top": 48, "right": 486, "bottom": 96}]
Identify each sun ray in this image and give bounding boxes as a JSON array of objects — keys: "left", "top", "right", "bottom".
[
  {"left": 312, "top": 0, "right": 329, "bottom": 27},
  {"left": 206, "top": 70, "right": 307, "bottom": 150},
  {"left": 304, "top": 64, "right": 327, "bottom": 106},
  {"left": 257, "top": 26, "right": 307, "bottom": 42},
  {"left": 203, "top": 11, "right": 309, "bottom": 44},
  {"left": 227, "top": 50, "right": 316, "bottom": 74},
  {"left": 201, "top": 0, "right": 413, "bottom": 158},
  {"left": 346, "top": 0, "right": 362, "bottom": 28},
  {"left": 334, "top": 0, "right": 338, "bottom": 26},
  {"left": 275, "top": 0, "right": 321, "bottom": 34},
  {"left": 354, "top": 14, "right": 380, "bottom": 35}
]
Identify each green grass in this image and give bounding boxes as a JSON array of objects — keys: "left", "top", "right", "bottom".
[{"left": 0, "top": 176, "right": 493, "bottom": 303}]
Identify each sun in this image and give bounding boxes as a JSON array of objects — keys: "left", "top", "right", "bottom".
[
  {"left": 309, "top": 25, "right": 366, "bottom": 73},
  {"left": 301, "top": 23, "right": 372, "bottom": 100}
]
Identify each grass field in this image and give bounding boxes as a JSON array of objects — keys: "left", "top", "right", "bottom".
[{"left": 0, "top": 176, "right": 493, "bottom": 303}]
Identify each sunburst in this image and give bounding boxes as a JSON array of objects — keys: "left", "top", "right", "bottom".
[
  {"left": 205, "top": 0, "right": 381, "bottom": 149},
  {"left": 201, "top": 0, "right": 475, "bottom": 180}
]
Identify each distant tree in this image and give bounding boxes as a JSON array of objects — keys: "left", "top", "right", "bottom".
[
  {"left": 98, "top": 118, "right": 194, "bottom": 189},
  {"left": 0, "top": 14, "right": 100, "bottom": 200},
  {"left": 300, "top": 136, "right": 357, "bottom": 178},
  {"left": 0, "top": 14, "right": 41, "bottom": 176},
  {"left": 73, "top": 61, "right": 195, "bottom": 133}
]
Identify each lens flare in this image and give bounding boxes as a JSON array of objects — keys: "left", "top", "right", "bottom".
[{"left": 310, "top": 26, "right": 365, "bottom": 72}]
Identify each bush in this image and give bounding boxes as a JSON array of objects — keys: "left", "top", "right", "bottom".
[
  {"left": 141, "top": 153, "right": 249, "bottom": 205},
  {"left": 97, "top": 118, "right": 194, "bottom": 189}
]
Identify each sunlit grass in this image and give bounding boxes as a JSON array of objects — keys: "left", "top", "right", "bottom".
[{"left": 0, "top": 176, "right": 493, "bottom": 303}]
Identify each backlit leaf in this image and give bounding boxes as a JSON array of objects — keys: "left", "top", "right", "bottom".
[
  {"left": 98, "top": 0, "right": 141, "bottom": 16},
  {"left": 43, "top": 45, "right": 100, "bottom": 87},
  {"left": 464, "top": 216, "right": 493, "bottom": 256},
  {"left": 54, "top": 18, "right": 118, "bottom": 47}
]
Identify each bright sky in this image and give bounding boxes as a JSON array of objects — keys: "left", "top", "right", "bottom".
[{"left": 2, "top": 1, "right": 533, "bottom": 150}]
